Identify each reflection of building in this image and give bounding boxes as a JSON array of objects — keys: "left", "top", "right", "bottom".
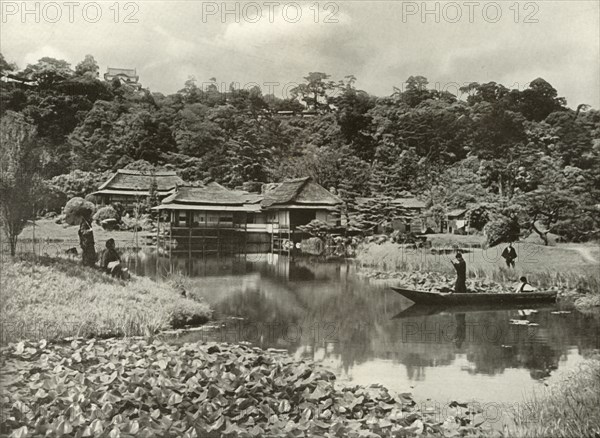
[
  {"left": 92, "top": 169, "right": 184, "bottom": 209},
  {"left": 104, "top": 67, "right": 141, "bottom": 89},
  {"left": 154, "top": 177, "right": 342, "bottom": 254}
]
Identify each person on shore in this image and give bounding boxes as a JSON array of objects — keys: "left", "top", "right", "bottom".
[
  {"left": 515, "top": 276, "right": 536, "bottom": 293},
  {"left": 501, "top": 242, "right": 517, "bottom": 268},
  {"left": 101, "top": 238, "right": 127, "bottom": 279},
  {"left": 78, "top": 216, "right": 96, "bottom": 267},
  {"left": 451, "top": 252, "right": 467, "bottom": 293}
]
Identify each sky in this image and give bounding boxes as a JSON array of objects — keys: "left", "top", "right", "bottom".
[{"left": 2, "top": 0, "right": 599, "bottom": 108}]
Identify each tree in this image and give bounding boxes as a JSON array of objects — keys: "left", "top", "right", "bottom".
[
  {"left": 291, "top": 72, "right": 336, "bottom": 111},
  {"left": 467, "top": 204, "right": 492, "bottom": 231},
  {"left": 23, "top": 57, "right": 73, "bottom": 87},
  {"left": 74, "top": 54, "right": 100, "bottom": 79},
  {"left": 0, "top": 112, "right": 39, "bottom": 255},
  {"left": 333, "top": 76, "right": 376, "bottom": 160},
  {"left": 227, "top": 139, "right": 271, "bottom": 187},
  {"left": 514, "top": 156, "right": 587, "bottom": 245},
  {"left": 427, "top": 204, "right": 447, "bottom": 233},
  {"left": 0, "top": 52, "right": 17, "bottom": 75},
  {"left": 518, "top": 78, "right": 566, "bottom": 122},
  {"left": 395, "top": 75, "right": 434, "bottom": 107},
  {"left": 484, "top": 214, "right": 520, "bottom": 247},
  {"left": 146, "top": 175, "right": 160, "bottom": 211}
]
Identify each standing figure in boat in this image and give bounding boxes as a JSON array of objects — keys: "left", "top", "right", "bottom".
[{"left": 451, "top": 252, "right": 467, "bottom": 293}]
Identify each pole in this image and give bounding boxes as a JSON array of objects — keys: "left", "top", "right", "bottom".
[
  {"left": 32, "top": 206, "right": 36, "bottom": 258},
  {"left": 169, "top": 211, "right": 173, "bottom": 260},
  {"left": 156, "top": 209, "right": 160, "bottom": 279}
]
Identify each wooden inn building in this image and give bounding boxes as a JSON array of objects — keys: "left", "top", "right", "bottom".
[
  {"left": 92, "top": 170, "right": 185, "bottom": 210},
  {"left": 152, "top": 177, "right": 343, "bottom": 254}
]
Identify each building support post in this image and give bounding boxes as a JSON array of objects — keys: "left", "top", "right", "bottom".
[
  {"left": 169, "top": 212, "right": 173, "bottom": 274},
  {"left": 156, "top": 211, "right": 160, "bottom": 278}
]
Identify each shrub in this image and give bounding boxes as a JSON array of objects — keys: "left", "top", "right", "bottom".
[
  {"left": 467, "top": 204, "right": 492, "bottom": 231},
  {"left": 63, "top": 197, "right": 96, "bottom": 225},
  {"left": 121, "top": 213, "right": 153, "bottom": 231},
  {"left": 93, "top": 205, "right": 119, "bottom": 225},
  {"left": 484, "top": 215, "right": 520, "bottom": 247}
]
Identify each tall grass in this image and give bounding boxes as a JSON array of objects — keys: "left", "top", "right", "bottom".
[
  {"left": 356, "top": 242, "right": 600, "bottom": 293},
  {"left": 0, "top": 256, "right": 212, "bottom": 345},
  {"left": 508, "top": 359, "right": 600, "bottom": 438}
]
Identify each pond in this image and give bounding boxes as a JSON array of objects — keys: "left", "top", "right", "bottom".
[{"left": 126, "top": 252, "right": 600, "bottom": 429}]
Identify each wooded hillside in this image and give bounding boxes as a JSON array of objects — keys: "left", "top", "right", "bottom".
[{"left": 1, "top": 53, "right": 599, "bottom": 243}]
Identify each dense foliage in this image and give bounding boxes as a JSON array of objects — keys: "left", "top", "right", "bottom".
[{"left": 1, "top": 53, "right": 599, "bottom": 243}]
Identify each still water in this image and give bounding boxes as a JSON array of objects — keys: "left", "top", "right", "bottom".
[{"left": 127, "top": 252, "right": 600, "bottom": 427}]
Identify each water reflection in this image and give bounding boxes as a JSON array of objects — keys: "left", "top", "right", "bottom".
[{"left": 127, "top": 252, "right": 600, "bottom": 405}]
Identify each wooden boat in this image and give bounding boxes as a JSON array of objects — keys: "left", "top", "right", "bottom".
[{"left": 391, "top": 287, "right": 557, "bottom": 306}]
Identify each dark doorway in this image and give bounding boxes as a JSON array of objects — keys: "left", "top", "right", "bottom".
[{"left": 290, "top": 210, "right": 316, "bottom": 229}]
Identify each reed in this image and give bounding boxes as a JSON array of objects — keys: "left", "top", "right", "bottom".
[
  {"left": 507, "top": 359, "right": 600, "bottom": 438},
  {"left": 356, "top": 242, "right": 600, "bottom": 294}
]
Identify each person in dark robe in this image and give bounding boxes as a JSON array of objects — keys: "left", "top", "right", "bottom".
[
  {"left": 78, "top": 216, "right": 96, "bottom": 267},
  {"left": 501, "top": 242, "right": 517, "bottom": 268},
  {"left": 101, "top": 238, "right": 123, "bottom": 278},
  {"left": 451, "top": 252, "right": 467, "bottom": 293}
]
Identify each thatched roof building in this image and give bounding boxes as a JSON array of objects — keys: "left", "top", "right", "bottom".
[
  {"left": 261, "top": 177, "right": 343, "bottom": 209},
  {"left": 157, "top": 182, "right": 262, "bottom": 212},
  {"left": 92, "top": 169, "right": 185, "bottom": 207}
]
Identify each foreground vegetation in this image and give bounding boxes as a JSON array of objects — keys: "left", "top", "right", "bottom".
[
  {"left": 0, "top": 338, "right": 491, "bottom": 437},
  {"left": 0, "top": 257, "right": 211, "bottom": 345},
  {"left": 509, "top": 358, "right": 600, "bottom": 438}
]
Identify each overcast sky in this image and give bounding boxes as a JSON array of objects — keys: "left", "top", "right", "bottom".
[{"left": 2, "top": 1, "right": 599, "bottom": 108}]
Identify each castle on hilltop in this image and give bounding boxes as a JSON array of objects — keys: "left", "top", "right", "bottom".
[{"left": 104, "top": 67, "right": 141, "bottom": 90}]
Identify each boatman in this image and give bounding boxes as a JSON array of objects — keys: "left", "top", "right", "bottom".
[
  {"left": 451, "top": 252, "right": 467, "bottom": 293},
  {"left": 501, "top": 242, "right": 517, "bottom": 268}
]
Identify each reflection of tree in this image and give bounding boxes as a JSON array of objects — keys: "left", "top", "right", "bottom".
[{"left": 369, "top": 309, "right": 599, "bottom": 380}]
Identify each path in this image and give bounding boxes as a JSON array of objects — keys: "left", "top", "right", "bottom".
[{"left": 566, "top": 246, "right": 598, "bottom": 264}]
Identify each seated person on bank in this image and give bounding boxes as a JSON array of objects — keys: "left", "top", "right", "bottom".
[
  {"left": 101, "top": 238, "right": 129, "bottom": 279},
  {"left": 515, "top": 276, "right": 536, "bottom": 293}
]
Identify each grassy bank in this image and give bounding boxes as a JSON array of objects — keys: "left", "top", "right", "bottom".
[
  {"left": 0, "top": 256, "right": 212, "bottom": 345},
  {"left": 0, "top": 338, "right": 490, "bottom": 437},
  {"left": 508, "top": 358, "right": 600, "bottom": 438}
]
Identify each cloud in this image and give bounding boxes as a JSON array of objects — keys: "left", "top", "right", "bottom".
[
  {"left": 0, "top": 1, "right": 598, "bottom": 107},
  {"left": 23, "top": 46, "right": 71, "bottom": 67}
]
